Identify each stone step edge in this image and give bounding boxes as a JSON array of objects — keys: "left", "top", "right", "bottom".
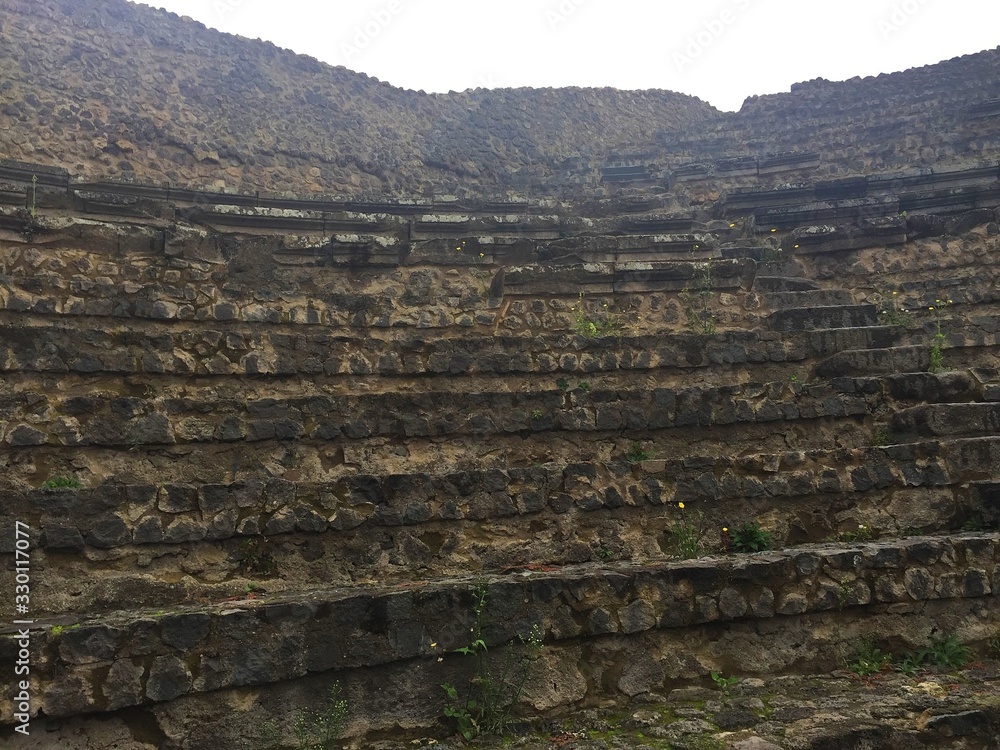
[
  {"left": 4, "top": 369, "right": 989, "bottom": 451},
  {"left": 5, "top": 434, "right": 1000, "bottom": 553},
  {"left": 0, "top": 532, "right": 996, "bottom": 723}
]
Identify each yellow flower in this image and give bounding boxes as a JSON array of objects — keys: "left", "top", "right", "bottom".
[
  {"left": 678, "top": 502, "right": 685, "bottom": 509},
  {"left": 770, "top": 228, "right": 777, "bottom": 233},
  {"left": 892, "top": 291, "right": 898, "bottom": 296},
  {"left": 929, "top": 306, "right": 935, "bottom": 311},
  {"left": 729, "top": 223, "right": 736, "bottom": 228},
  {"left": 722, "top": 527, "right": 728, "bottom": 532},
  {"left": 947, "top": 299, "right": 953, "bottom": 304},
  {"left": 794, "top": 244, "right": 799, "bottom": 249}
]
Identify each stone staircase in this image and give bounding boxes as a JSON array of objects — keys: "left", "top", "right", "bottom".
[{"left": 1, "top": 164, "right": 999, "bottom": 750}]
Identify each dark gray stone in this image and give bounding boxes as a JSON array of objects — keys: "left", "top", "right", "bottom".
[
  {"left": 41, "top": 524, "right": 85, "bottom": 550},
  {"left": 86, "top": 516, "right": 131, "bottom": 548},
  {"left": 59, "top": 625, "right": 121, "bottom": 664},
  {"left": 925, "top": 710, "right": 991, "bottom": 737},
  {"left": 7, "top": 424, "right": 46, "bottom": 445},
  {"left": 199, "top": 484, "right": 232, "bottom": 514},
  {"left": 133, "top": 516, "right": 164, "bottom": 544},
  {"left": 159, "top": 484, "right": 198, "bottom": 513},
  {"left": 103, "top": 659, "right": 145, "bottom": 710},
  {"left": 163, "top": 518, "right": 207, "bottom": 543},
  {"left": 161, "top": 613, "right": 211, "bottom": 650},
  {"left": 146, "top": 655, "right": 193, "bottom": 702}
]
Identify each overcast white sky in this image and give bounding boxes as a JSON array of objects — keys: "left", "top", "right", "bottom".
[{"left": 135, "top": 0, "right": 1000, "bottom": 112}]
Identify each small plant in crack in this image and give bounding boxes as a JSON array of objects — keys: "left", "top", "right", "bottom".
[
  {"left": 239, "top": 535, "right": 277, "bottom": 577},
  {"left": 848, "top": 637, "right": 892, "bottom": 676},
  {"left": 927, "top": 299, "right": 953, "bottom": 374},
  {"left": 928, "top": 630, "right": 970, "bottom": 670},
  {"left": 729, "top": 521, "right": 773, "bottom": 553},
  {"left": 664, "top": 502, "right": 702, "bottom": 560},
  {"left": 625, "top": 442, "right": 651, "bottom": 463},
  {"left": 41, "top": 476, "right": 83, "bottom": 489},
  {"left": 679, "top": 262, "right": 717, "bottom": 334},
  {"left": 261, "top": 681, "right": 348, "bottom": 749},
  {"left": 711, "top": 671, "right": 738, "bottom": 694},
  {"left": 571, "top": 293, "right": 625, "bottom": 338},
  {"left": 441, "top": 581, "right": 544, "bottom": 740}
]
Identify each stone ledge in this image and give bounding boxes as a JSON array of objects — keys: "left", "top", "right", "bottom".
[
  {"left": 0, "top": 534, "right": 996, "bottom": 723},
  {"left": 3, "top": 436, "right": 999, "bottom": 553},
  {"left": 0, "top": 377, "right": 881, "bottom": 448},
  {"left": 0, "top": 322, "right": 913, "bottom": 377}
]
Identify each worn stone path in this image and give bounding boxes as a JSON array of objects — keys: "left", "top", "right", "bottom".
[{"left": 364, "top": 663, "right": 1000, "bottom": 750}]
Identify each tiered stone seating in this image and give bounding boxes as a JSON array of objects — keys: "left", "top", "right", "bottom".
[{"left": 1, "top": 156, "right": 999, "bottom": 749}]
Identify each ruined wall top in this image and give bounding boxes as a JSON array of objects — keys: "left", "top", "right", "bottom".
[{"left": 1, "top": 0, "right": 999, "bottom": 200}]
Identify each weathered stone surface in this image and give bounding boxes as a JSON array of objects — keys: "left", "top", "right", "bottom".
[{"left": 146, "top": 656, "right": 193, "bottom": 702}]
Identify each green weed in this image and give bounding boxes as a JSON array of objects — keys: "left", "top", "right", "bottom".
[
  {"left": 837, "top": 525, "right": 874, "bottom": 543},
  {"left": 571, "top": 293, "right": 625, "bottom": 338},
  {"left": 895, "top": 649, "right": 930, "bottom": 677},
  {"left": 626, "top": 443, "right": 651, "bottom": 463},
  {"left": 442, "top": 582, "right": 544, "bottom": 740},
  {"left": 679, "top": 262, "right": 717, "bottom": 334},
  {"left": 927, "top": 299, "right": 953, "bottom": 373},
  {"left": 872, "top": 426, "right": 892, "bottom": 447},
  {"left": 730, "top": 521, "right": 772, "bottom": 553},
  {"left": 710, "top": 671, "right": 738, "bottom": 693},
  {"left": 665, "top": 503, "right": 702, "bottom": 560},
  {"left": 41, "top": 476, "right": 82, "bottom": 489},
  {"left": 261, "top": 682, "right": 348, "bottom": 749},
  {"left": 928, "top": 631, "right": 970, "bottom": 669},
  {"left": 849, "top": 637, "right": 892, "bottom": 676}
]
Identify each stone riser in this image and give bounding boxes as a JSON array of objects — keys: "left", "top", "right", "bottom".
[
  {"left": 7, "top": 599, "right": 997, "bottom": 748},
  {"left": 1, "top": 535, "right": 996, "bottom": 725},
  {"left": 5, "top": 436, "right": 997, "bottom": 554},
  {"left": 0, "top": 377, "right": 889, "bottom": 448},
  {"left": 0, "top": 320, "right": 910, "bottom": 378},
  {"left": 0, "top": 369, "right": 985, "bottom": 450},
  {"left": 0, "top": 417, "right": 877, "bottom": 492},
  {"left": 1, "top": 483, "right": 986, "bottom": 618}
]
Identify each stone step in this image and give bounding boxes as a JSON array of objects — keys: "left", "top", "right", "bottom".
[
  {"left": 892, "top": 401, "right": 1000, "bottom": 437},
  {"left": 759, "top": 288, "right": 855, "bottom": 309},
  {"left": 0, "top": 377, "right": 883, "bottom": 448},
  {"left": 768, "top": 303, "right": 879, "bottom": 332},
  {"left": 1, "top": 534, "right": 996, "bottom": 742},
  {"left": 10, "top": 434, "right": 998, "bottom": 617},
  {"left": 0, "top": 321, "right": 916, "bottom": 378},
  {"left": 6, "top": 440, "right": 982, "bottom": 553},
  {"left": 816, "top": 345, "right": 929, "bottom": 378},
  {"left": 2, "top": 370, "right": 981, "bottom": 451},
  {"left": 365, "top": 689, "right": 1000, "bottom": 750},
  {"left": 753, "top": 275, "right": 821, "bottom": 293}
]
